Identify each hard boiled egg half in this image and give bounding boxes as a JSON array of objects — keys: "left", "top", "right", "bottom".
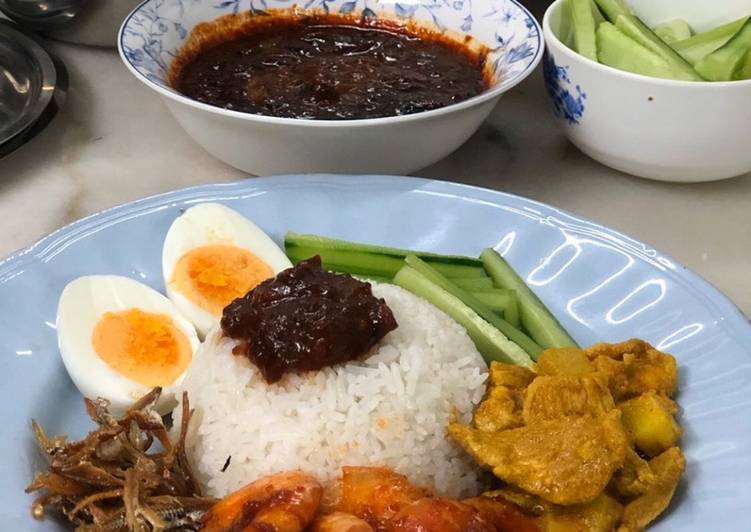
[
  {"left": 162, "top": 203, "right": 291, "bottom": 336},
  {"left": 57, "top": 275, "right": 200, "bottom": 414}
]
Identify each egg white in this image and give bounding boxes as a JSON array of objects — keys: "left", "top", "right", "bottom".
[
  {"left": 162, "top": 202, "right": 291, "bottom": 336},
  {"left": 57, "top": 275, "right": 200, "bottom": 414}
]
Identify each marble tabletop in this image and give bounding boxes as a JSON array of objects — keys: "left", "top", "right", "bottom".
[{"left": 0, "top": 35, "right": 749, "bottom": 316}]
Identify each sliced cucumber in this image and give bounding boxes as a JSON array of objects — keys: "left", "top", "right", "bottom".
[
  {"left": 286, "top": 247, "right": 485, "bottom": 279},
  {"left": 654, "top": 19, "right": 692, "bottom": 44},
  {"left": 615, "top": 14, "right": 702, "bottom": 81},
  {"left": 740, "top": 50, "right": 751, "bottom": 79},
  {"left": 286, "top": 246, "right": 404, "bottom": 278},
  {"left": 560, "top": 0, "right": 576, "bottom": 48},
  {"left": 596, "top": 22, "right": 682, "bottom": 80},
  {"left": 569, "top": 0, "right": 601, "bottom": 61},
  {"left": 393, "top": 265, "right": 535, "bottom": 368},
  {"left": 694, "top": 18, "right": 751, "bottom": 80},
  {"left": 480, "top": 249, "right": 577, "bottom": 349},
  {"left": 404, "top": 255, "right": 542, "bottom": 359},
  {"left": 593, "top": 0, "right": 629, "bottom": 23},
  {"left": 470, "top": 289, "right": 520, "bottom": 328},
  {"left": 452, "top": 277, "right": 495, "bottom": 291},
  {"left": 285, "top": 232, "right": 483, "bottom": 267},
  {"left": 672, "top": 16, "right": 750, "bottom": 65}
]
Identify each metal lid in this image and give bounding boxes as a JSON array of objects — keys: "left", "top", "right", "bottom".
[
  {"left": 0, "top": 0, "right": 84, "bottom": 30},
  {"left": 0, "top": 21, "right": 57, "bottom": 146}
]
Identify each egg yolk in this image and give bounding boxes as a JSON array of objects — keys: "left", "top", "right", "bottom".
[
  {"left": 92, "top": 309, "right": 192, "bottom": 387},
  {"left": 170, "top": 244, "right": 273, "bottom": 315}
]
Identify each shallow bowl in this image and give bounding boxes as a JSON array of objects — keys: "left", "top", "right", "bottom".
[
  {"left": 542, "top": 0, "right": 751, "bottom": 182},
  {"left": 119, "top": 0, "right": 542, "bottom": 175}
]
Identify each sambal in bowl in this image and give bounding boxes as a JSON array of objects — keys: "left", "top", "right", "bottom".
[{"left": 119, "top": 0, "right": 543, "bottom": 175}]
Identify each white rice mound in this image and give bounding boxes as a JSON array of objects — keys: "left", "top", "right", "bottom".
[{"left": 174, "top": 283, "right": 489, "bottom": 499}]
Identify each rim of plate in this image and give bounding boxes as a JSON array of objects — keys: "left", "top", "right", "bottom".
[
  {"left": 0, "top": 175, "right": 748, "bottom": 344},
  {"left": 543, "top": 0, "right": 751, "bottom": 89},
  {"left": 118, "top": 0, "right": 544, "bottom": 128}
]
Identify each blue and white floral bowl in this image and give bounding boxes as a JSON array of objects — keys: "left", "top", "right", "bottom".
[
  {"left": 119, "top": 0, "right": 542, "bottom": 175},
  {"left": 543, "top": 0, "right": 751, "bottom": 182}
]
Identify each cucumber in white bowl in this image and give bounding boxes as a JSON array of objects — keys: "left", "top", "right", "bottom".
[{"left": 542, "top": 0, "right": 751, "bottom": 182}]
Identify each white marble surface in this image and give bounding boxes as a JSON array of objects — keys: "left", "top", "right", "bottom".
[{"left": 0, "top": 38, "right": 749, "bottom": 316}]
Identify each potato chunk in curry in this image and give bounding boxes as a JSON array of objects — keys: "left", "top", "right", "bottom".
[{"left": 449, "top": 340, "right": 685, "bottom": 532}]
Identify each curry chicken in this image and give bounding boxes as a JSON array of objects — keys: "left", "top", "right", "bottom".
[{"left": 450, "top": 339, "right": 685, "bottom": 532}]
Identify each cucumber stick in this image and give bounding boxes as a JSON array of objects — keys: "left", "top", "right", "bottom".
[
  {"left": 285, "top": 232, "right": 483, "bottom": 267},
  {"left": 672, "top": 16, "right": 749, "bottom": 65},
  {"left": 452, "top": 277, "right": 495, "bottom": 291},
  {"left": 568, "top": 0, "right": 601, "bottom": 61},
  {"left": 470, "top": 290, "right": 520, "bottom": 328},
  {"left": 560, "top": 0, "right": 576, "bottom": 48},
  {"left": 593, "top": 0, "right": 629, "bottom": 22},
  {"left": 597, "top": 22, "right": 681, "bottom": 80},
  {"left": 287, "top": 246, "right": 404, "bottom": 278},
  {"left": 695, "top": 18, "right": 751, "bottom": 81},
  {"left": 393, "top": 266, "right": 535, "bottom": 368},
  {"left": 654, "top": 19, "right": 692, "bottom": 44},
  {"left": 480, "top": 249, "right": 577, "bottom": 349},
  {"left": 615, "top": 15, "right": 702, "bottom": 80},
  {"left": 286, "top": 246, "right": 485, "bottom": 279},
  {"left": 404, "top": 255, "right": 542, "bottom": 359}
]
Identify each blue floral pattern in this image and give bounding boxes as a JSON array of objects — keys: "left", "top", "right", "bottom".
[
  {"left": 120, "top": 0, "right": 541, "bottom": 92},
  {"left": 543, "top": 51, "right": 586, "bottom": 125}
]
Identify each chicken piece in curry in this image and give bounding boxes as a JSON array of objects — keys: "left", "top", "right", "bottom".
[{"left": 449, "top": 339, "right": 685, "bottom": 532}]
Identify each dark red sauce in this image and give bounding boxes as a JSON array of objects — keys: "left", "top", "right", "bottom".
[
  {"left": 171, "top": 13, "right": 489, "bottom": 120},
  {"left": 220, "top": 256, "right": 398, "bottom": 383}
]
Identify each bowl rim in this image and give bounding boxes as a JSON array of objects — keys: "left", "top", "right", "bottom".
[
  {"left": 543, "top": 0, "right": 751, "bottom": 89},
  {"left": 118, "top": 0, "right": 545, "bottom": 128},
  {"left": 0, "top": 22, "right": 57, "bottom": 145}
]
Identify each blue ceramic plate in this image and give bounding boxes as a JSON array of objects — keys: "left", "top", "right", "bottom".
[{"left": 2, "top": 175, "right": 749, "bottom": 530}]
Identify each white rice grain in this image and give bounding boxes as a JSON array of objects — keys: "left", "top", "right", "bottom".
[{"left": 174, "top": 283, "right": 488, "bottom": 498}]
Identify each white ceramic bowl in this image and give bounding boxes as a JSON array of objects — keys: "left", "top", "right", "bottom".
[
  {"left": 543, "top": 0, "right": 751, "bottom": 182},
  {"left": 119, "top": 0, "right": 542, "bottom": 176}
]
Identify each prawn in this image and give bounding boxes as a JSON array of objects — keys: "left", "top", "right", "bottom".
[
  {"left": 309, "top": 512, "right": 374, "bottom": 532},
  {"left": 201, "top": 470, "right": 322, "bottom": 532}
]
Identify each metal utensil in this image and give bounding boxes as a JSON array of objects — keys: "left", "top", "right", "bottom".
[
  {"left": 0, "top": 0, "right": 140, "bottom": 47},
  {"left": 0, "top": 20, "right": 56, "bottom": 147},
  {"left": 0, "top": 0, "right": 87, "bottom": 30},
  {"left": 0, "top": 46, "right": 66, "bottom": 159}
]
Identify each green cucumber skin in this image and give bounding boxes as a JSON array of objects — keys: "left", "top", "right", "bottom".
[
  {"left": 694, "top": 18, "right": 751, "bottom": 81},
  {"left": 393, "top": 266, "right": 535, "bottom": 368},
  {"left": 593, "top": 0, "right": 630, "bottom": 23},
  {"left": 480, "top": 249, "right": 578, "bottom": 350},
  {"left": 615, "top": 14, "right": 703, "bottom": 80},
  {"left": 286, "top": 247, "right": 485, "bottom": 279},
  {"left": 404, "top": 255, "right": 542, "bottom": 359},
  {"left": 672, "top": 16, "right": 750, "bottom": 65},
  {"left": 285, "top": 232, "right": 482, "bottom": 267},
  {"left": 471, "top": 290, "right": 521, "bottom": 328},
  {"left": 286, "top": 246, "right": 404, "bottom": 277},
  {"left": 452, "top": 277, "right": 495, "bottom": 291}
]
